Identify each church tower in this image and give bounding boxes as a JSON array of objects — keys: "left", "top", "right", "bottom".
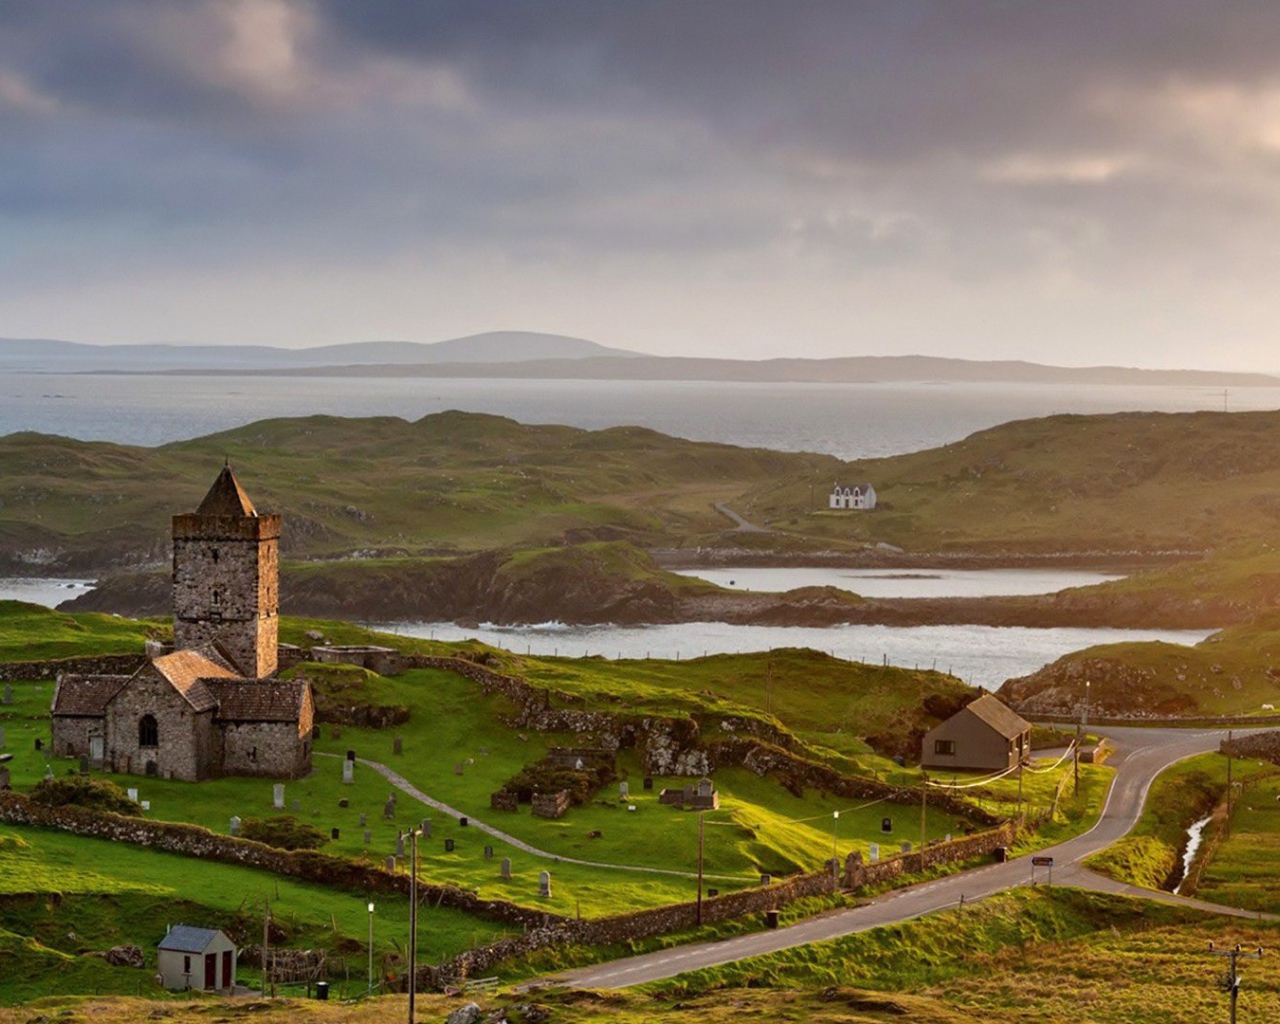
[{"left": 172, "top": 466, "right": 279, "bottom": 678}]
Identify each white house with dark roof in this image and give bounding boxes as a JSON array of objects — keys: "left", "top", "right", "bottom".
[
  {"left": 50, "top": 468, "right": 313, "bottom": 782},
  {"left": 157, "top": 924, "right": 237, "bottom": 992},
  {"left": 828, "top": 482, "right": 877, "bottom": 510}
]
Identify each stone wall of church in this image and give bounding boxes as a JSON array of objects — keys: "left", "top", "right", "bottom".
[
  {"left": 106, "top": 667, "right": 216, "bottom": 782},
  {"left": 219, "top": 721, "right": 311, "bottom": 778},
  {"left": 172, "top": 513, "right": 279, "bottom": 677},
  {"left": 51, "top": 717, "right": 100, "bottom": 759}
]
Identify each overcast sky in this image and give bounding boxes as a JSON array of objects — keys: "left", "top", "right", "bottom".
[{"left": 5, "top": 2, "right": 1280, "bottom": 369}]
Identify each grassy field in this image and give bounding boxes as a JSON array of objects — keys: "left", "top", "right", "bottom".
[
  {"left": 1087, "top": 751, "right": 1279, "bottom": 891},
  {"left": 13, "top": 409, "right": 1280, "bottom": 573},
  {"left": 3, "top": 890, "right": 1275, "bottom": 1022},
  {"left": 0, "top": 600, "right": 164, "bottom": 662},
  {"left": 1195, "top": 762, "right": 1280, "bottom": 914},
  {"left": 0, "top": 824, "right": 505, "bottom": 1005}
]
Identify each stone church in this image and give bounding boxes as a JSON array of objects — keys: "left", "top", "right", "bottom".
[{"left": 51, "top": 467, "right": 314, "bottom": 782}]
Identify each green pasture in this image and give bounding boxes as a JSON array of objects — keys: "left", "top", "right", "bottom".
[
  {"left": 0, "top": 824, "right": 504, "bottom": 1005},
  {"left": 1196, "top": 765, "right": 1280, "bottom": 913},
  {"left": 0, "top": 600, "right": 164, "bottom": 662}
]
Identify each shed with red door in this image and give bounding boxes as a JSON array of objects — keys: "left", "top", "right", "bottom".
[{"left": 157, "top": 924, "right": 237, "bottom": 993}]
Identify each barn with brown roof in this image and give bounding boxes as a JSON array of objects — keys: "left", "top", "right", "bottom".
[
  {"left": 920, "top": 693, "right": 1032, "bottom": 772},
  {"left": 50, "top": 468, "right": 313, "bottom": 782}
]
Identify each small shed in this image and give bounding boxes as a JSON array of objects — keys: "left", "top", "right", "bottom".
[
  {"left": 157, "top": 925, "right": 237, "bottom": 993},
  {"left": 920, "top": 694, "right": 1032, "bottom": 772}
]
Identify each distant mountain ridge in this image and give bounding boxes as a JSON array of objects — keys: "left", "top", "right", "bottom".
[
  {"left": 0, "top": 331, "right": 641, "bottom": 372},
  {"left": 1, "top": 334, "right": 1276, "bottom": 386}
]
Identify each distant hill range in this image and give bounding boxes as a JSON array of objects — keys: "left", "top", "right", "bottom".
[{"left": 2, "top": 333, "right": 1277, "bottom": 387}]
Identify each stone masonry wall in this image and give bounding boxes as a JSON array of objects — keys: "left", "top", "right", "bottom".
[
  {"left": 1220, "top": 730, "right": 1280, "bottom": 764},
  {"left": 220, "top": 720, "right": 310, "bottom": 779},
  {"left": 0, "top": 792, "right": 556, "bottom": 931},
  {"left": 106, "top": 664, "right": 214, "bottom": 782},
  {"left": 1, "top": 654, "right": 147, "bottom": 682},
  {"left": 172, "top": 512, "right": 279, "bottom": 678}
]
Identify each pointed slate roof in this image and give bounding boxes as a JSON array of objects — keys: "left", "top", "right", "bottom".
[
  {"left": 963, "top": 693, "right": 1031, "bottom": 739},
  {"left": 196, "top": 465, "right": 257, "bottom": 517}
]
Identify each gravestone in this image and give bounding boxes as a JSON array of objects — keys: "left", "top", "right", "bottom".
[
  {"left": 539, "top": 870, "right": 551, "bottom": 898},
  {"left": 881, "top": 817, "right": 892, "bottom": 833},
  {"left": 312, "top": 725, "right": 321, "bottom": 740},
  {"left": 363, "top": 830, "right": 372, "bottom": 844},
  {"left": 291, "top": 799, "right": 301, "bottom": 812},
  {"left": 359, "top": 813, "right": 367, "bottom": 827},
  {"left": 643, "top": 777, "right": 654, "bottom": 791},
  {"left": 385, "top": 856, "right": 396, "bottom": 872},
  {"left": 618, "top": 781, "right": 629, "bottom": 799},
  {"left": 342, "top": 760, "right": 354, "bottom": 785},
  {"left": 869, "top": 842, "right": 879, "bottom": 863},
  {"left": 445, "top": 838, "right": 455, "bottom": 852},
  {"left": 346, "top": 749, "right": 356, "bottom": 762},
  {"left": 420, "top": 819, "right": 432, "bottom": 838},
  {"left": 383, "top": 797, "right": 396, "bottom": 820},
  {"left": 459, "top": 816, "right": 468, "bottom": 827},
  {"left": 338, "top": 798, "right": 349, "bottom": 809},
  {"left": 43, "top": 764, "right": 54, "bottom": 780},
  {"left": 393, "top": 736, "right": 403, "bottom": 755},
  {"left": 79, "top": 754, "right": 89, "bottom": 775},
  {"left": 1, "top": 684, "right": 11, "bottom": 705},
  {"left": 229, "top": 816, "right": 241, "bottom": 836},
  {"left": 273, "top": 784, "right": 286, "bottom": 810},
  {"left": 331, "top": 827, "right": 340, "bottom": 840},
  {"left": 500, "top": 857, "right": 512, "bottom": 880},
  {"left": 945, "top": 833, "right": 952, "bottom": 843},
  {"left": 395, "top": 834, "right": 405, "bottom": 858},
  {"left": 760, "top": 873, "right": 772, "bottom": 886},
  {"left": 34, "top": 738, "right": 42, "bottom": 751},
  {"left": 707, "top": 888, "right": 719, "bottom": 898},
  {"left": 127, "top": 788, "right": 139, "bottom": 802},
  {"left": 484, "top": 845, "right": 494, "bottom": 860},
  {"left": 331, "top": 726, "right": 341, "bottom": 739},
  {"left": 901, "top": 841, "right": 912, "bottom": 854},
  {"left": 141, "top": 800, "right": 150, "bottom": 811},
  {"left": 453, "top": 763, "right": 464, "bottom": 775}
]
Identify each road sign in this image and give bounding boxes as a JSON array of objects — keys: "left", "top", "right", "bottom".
[{"left": 1031, "top": 856, "right": 1054, "bottom": 867}]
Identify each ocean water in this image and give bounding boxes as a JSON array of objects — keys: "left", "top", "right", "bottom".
[
  {"left": 376, "top": 619, "right": 1213, "bottom": 690},
  {"left": 670, "top": 566, "right": 1121, "bottom": 598},
  {"left": 4, "top": 373, "right": 1278, "bottom": 459}
]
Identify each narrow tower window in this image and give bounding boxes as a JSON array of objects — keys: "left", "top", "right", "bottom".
[{"left": 212, "top": 548, "right": 219, "bottom": 563}]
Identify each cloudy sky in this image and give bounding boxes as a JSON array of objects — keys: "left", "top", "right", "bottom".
[{"left": 4, "top": 2, "right": 1280, "bottom": 369}]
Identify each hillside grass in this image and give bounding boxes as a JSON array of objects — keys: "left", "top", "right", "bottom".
[
  {"left": 0, "top": 600, "right": 164, "bottom": 662},
  {"left": 13, "top": 409, "right": 1280, "bottom": 570},
  {"left": 0, "top": 825, "right": 503, "bottom": 1005},
  {"left": 1196, "top": 762, "right": 1280, "bottom": 913}
]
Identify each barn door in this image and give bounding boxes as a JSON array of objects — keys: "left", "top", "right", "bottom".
[
  {"left": 222, "top": 950, "right": 232, "bottom": 990},
  {"left": 204, "top": 953, "right": 216, "bottom": 989}
]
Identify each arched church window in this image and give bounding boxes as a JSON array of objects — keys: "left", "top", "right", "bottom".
[{"left": 139, "top": 714, "right": 159, "bottom": 748}]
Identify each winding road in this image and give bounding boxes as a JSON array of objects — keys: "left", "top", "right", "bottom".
[{"left": 541, "top": 725, "right": 1274, "bottom": 989}]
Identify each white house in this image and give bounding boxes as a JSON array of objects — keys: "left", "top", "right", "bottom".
[
  {"left": 828, "top": 482, "right": 877, "bottom": 510},
  {"left": 157, "top": 925, "right": 237, "bottom": 993}
]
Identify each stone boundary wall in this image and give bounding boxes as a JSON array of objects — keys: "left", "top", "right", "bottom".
[
  {"left": 1220, "top": 730, "right": 1280, "bottom": 764},
  {"left": 0, "top": 654, "right": 148, "bottom": 682},
  {"left": 1029, "top": 711, "right": 1280, "bottom": 727},
  {"left": 0, "top": 792, "right": 558, "bottom": 931},
  {"left": 842, "top": 819, "right": 1017, "bottom": 889},
  {"left": 427, "top": 819, "right": 1017, "bottom": 985}
]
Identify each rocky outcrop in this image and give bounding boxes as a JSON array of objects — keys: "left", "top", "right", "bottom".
[{"left": 999, "top": 656, "right": 1199, "bottom": 718}]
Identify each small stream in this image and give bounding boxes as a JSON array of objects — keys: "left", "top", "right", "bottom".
[{"left": 1173, "top": 814, "right": 1213, "bottom": 895}]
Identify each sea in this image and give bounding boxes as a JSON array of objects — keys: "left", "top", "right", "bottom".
[{"left": 2, "top": 371, "right": 1248, "bottom": 683}]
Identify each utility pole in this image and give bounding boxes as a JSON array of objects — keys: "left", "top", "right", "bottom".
[
  {"left": 1208, "top": 941, "right": 1262, "bottom": 1024},
  {"left": 696, "top": 812, "right": 705, "bottom": 926},
  {"left": 832, "top": 810, "right": 840, "bottom": 881},
  {"left": 1226, "top": 730, "right": 1234, "bottom": 841},
  {"left": 367, "top": 901, "right": 375, "bottom": 995},
  {"left": 920, "top": 774, "right": 928, "bottom": 851},
  {"left": 408, "top": 829, "right": 420, "bottom": 1023},
  {"left": 262, "top": 898, "right": 271, "bottom": 999}
]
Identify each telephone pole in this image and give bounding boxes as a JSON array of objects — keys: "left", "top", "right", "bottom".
[
  {"left": 696, "top": 812, "right": 705, "bottom": 926},
  {"left": 1226, "top": 730, "right": 1234, "bottom": 840},
  {"left": 408, "top": 829, "right": 421, "bottom": 1023},
  {"left": 1208, "top": 941, "right": 1262, "bottom": 1024}
]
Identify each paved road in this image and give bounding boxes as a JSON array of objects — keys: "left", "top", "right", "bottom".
[
  {"left": 713, "top": 502, "right": 768, "bottom": 533},
  {"left": 544, "top": 725, "right": 1271, "bottom": 989}
]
